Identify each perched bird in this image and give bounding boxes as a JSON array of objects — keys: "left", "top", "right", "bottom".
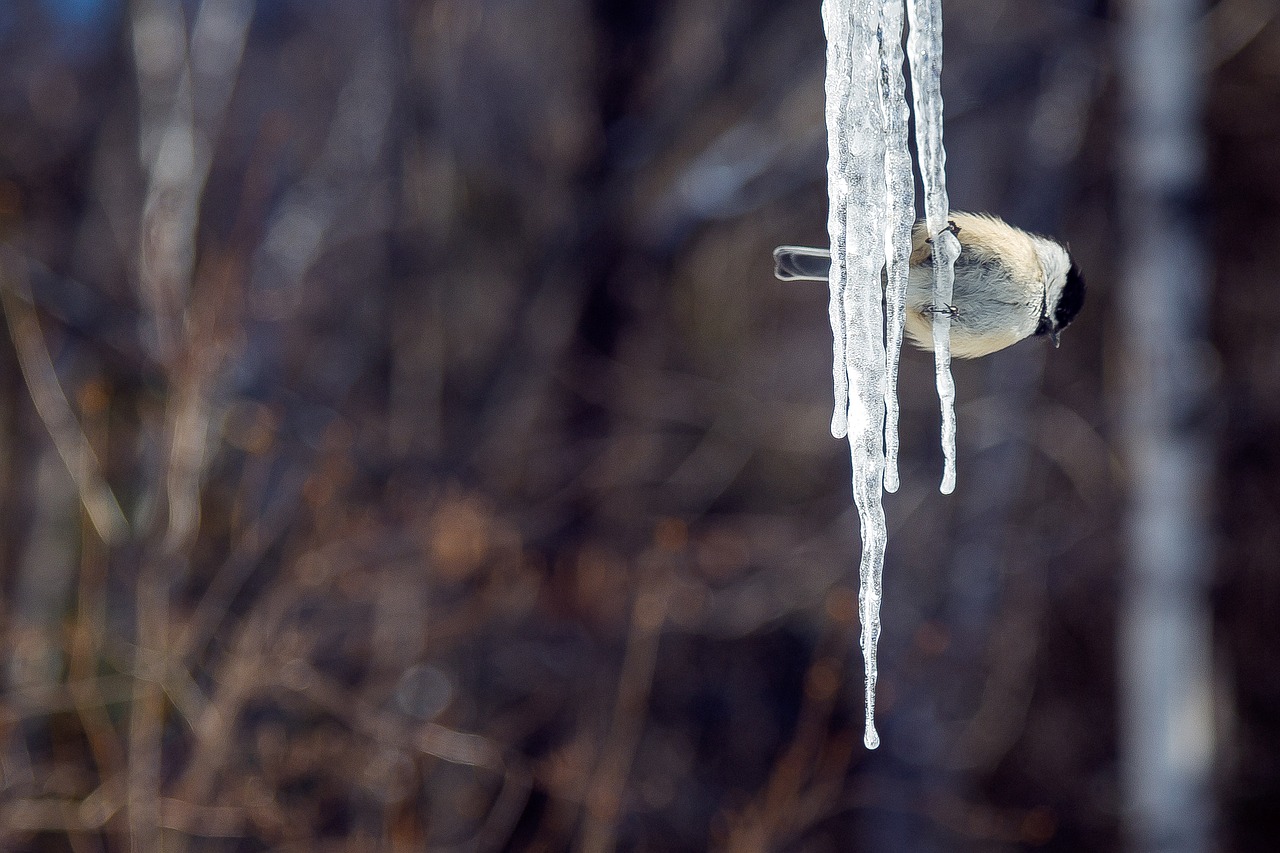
[{"left": 773, "top": 212, "right": 1085, "bottom": 359}]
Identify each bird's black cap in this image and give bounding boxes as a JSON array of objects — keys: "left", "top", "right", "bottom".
[
  {"left": 1036, "top": 261, "right": 1086, "bottom": 339},
  {"left": 1054, "top": 262, "right": 1086, "bottom": 332}
]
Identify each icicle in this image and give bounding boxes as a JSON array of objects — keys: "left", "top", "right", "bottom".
[
  {"left": 878, "top": 0, "right": 913, "bottom": 495},
  {"left": 822, "top": 0, "right": 889, "bottom": 750},
  {"left": 907, "top": 0, "right": 959, "bottom": 494},
  {"left": 817, "top": 0, "right": 955, "bottom": 749},
  {"left": 824, "top": 1, "right": 853, "bottom": 443}
]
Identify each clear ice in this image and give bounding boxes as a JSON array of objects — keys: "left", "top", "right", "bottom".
[
  {"left": 907, "top": 0, "right": 960, "bottom": 494},
  {"left": 821, "top": 0, "right": 956, "bottom": 748},
  {"left": 879, "top": 0, "right": 913, "bottom": 496}
]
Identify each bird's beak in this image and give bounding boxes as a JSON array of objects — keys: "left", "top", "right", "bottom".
[{"left": 1050, "top": 330, "right": 1061, "bottom": 348}]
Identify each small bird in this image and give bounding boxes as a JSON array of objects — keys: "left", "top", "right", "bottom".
[{"left": 773, "top": 212, "right": 1085, "bottom": 359}]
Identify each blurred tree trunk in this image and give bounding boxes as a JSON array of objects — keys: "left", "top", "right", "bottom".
[{"left": 1117, "top": 1, "right": 1215, "bottom": 851}]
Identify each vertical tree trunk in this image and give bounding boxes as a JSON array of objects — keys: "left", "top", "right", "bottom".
[{"left": 1117, "top": 2, "right": 1215, "bottom": 851}]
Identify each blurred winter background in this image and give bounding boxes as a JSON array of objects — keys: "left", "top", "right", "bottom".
[{"left": 0, "top": 0, "right": 1275, "bottom": 850}]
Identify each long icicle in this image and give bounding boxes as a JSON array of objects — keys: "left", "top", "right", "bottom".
[
  {"left": 907, "top": 0, "right": 960, "bottom": 494},
  {"left": 879, "top": 0, "right": 913, "bottom": 495},
  {"left": 822, "top": 0, "right": 890, "bottom": 749}
]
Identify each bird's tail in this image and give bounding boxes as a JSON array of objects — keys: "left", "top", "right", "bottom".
[{"left": 773, "top": 245, "right": 832, "bottom": 282}]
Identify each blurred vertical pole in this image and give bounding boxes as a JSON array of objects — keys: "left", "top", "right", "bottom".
[{"left": 1117, "top": 2, "right": 1215, "bottom": 852}]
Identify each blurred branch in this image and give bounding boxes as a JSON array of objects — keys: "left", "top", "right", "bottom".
[
  {"left": 0, "top": 790, "right": 243, "bottom": 839},
  {"left": 0, "top": 254, "right": 128, "bottom": 545},
  {"left": 249, "top": 22, "right": 394, "bottom": 310},
  {"left": 71, "top": 508, "right": 129, "bottom": 795},
  {"left": 175, "top": 463, "right": 306, "bottom": 661},
  {"left": 722, "top": 647, "right": 854, "bottom": 853},
  {"left": 156, "top": 257, "right": 241, "bottom": 556},
  {"left": 1208, "top": 0, "right": 1277, "bottom": 66},
  {"left": 576, "top": 552, "right": 674, "bottom": 853},
  {"left": 286, "top": 657, "right": 532, "bottom": 852},
  {"left": 5, "top": 674, "right": 135, "bottom": 719},
  {"left": 125, "top": 3, "right": 253, "bottom": 842},
  {"left": 175, "top": 581, "right": 288, "bottom": 805},
  {"left": 131, "top": 0, "right": 252, "bottom": 362}
]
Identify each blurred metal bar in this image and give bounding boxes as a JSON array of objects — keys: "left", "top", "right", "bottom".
[{"left": 1117, "top": 2, "right": 1216, "bottom": 851}]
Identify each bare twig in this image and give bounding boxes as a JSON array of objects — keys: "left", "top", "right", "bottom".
[
  {"left": 6, "top": 674, "right": 136, "bottom": 719},
  {"left": 576, "top": 554, "right": 674, "bottom": 853},
  {"left": 131, "top": 0, "right": 252, "bottom": 363},
  {"left": 174, "top": 462, "right": 305, "bottom": 662},
  {"left": 127, "top": 573, "right": 168, "bottom": 851},
  {"left": 720, "top": 594, "right": 856, "bottom": 852},
  {"left": 0, "top": 255, "right": 128, "bottom": 545},
  {"left": 283, "top": 657, "right": 532, "bottom": 852},
  {"left": 125, "top": 2, "right": 254, "bottom": 842}
]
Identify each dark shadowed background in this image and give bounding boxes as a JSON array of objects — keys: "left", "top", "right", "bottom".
[{"left": 0, "top": 0, "right": 1276, "bottom": 850}]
